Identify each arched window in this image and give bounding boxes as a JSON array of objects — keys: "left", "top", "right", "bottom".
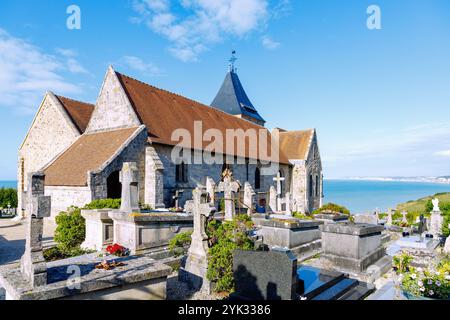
[
  {"left": 176, "top": 162, "right": 188, "bottom": 183},
  {"left": 315, "top": 175, "right": 319, "bottom": 197},
  {"left": 309, "top": 175, "right": 313, "bottom": 197},
  {"left": 255, "top": 168, "right": 261, "bottom": 189}
]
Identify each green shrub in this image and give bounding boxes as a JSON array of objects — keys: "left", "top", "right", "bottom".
[
  {"left": 312, "top": 203, "right": 350, "bottom": 215},
  {"left": 393, "top": 252, "right": 413, "bottom": 274},
  {"left": 168, "top": 231, "right": 193, "bottom": 257},
  {"left": 54, "top": 206, "right": 86, "bottom": 254},
  {"left": 292, "top": 212, "right": 313, "bottom": 220},
  {"left": 83, "top": 198, "right": 121, "bottom": 210},
  {"left": 0, "top": 188, "right": 18, "bottom": 208},
  {"left": 206, "top": 214, "right": 255, "bottom": 293}
]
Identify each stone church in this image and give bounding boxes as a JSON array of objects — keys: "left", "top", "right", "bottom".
[{"left": 17, "top": 58, "right": 323, "bottom": 218}]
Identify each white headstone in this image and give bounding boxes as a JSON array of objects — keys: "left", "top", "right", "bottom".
[
  {"left": 218, "top": 169, "right": 241, "bottom": 221},
  {"left": 243, "top": 182, "right": 255, "bottom": 216},
  {"left": 429, "top": 201, "right": 443, "bottom": 237},
  {"left": 432, "top": 198, "right": 440, "bottom": 212},
  {"left": 269, "top": 186, "right": 277, "bottom": 213},
  {"left": 386, "top": 209, "right": 393, "bottom": 226},
  {"left": 401, "top": 211, "right": 408, "bottom": 224},
  {"left": 119, "top": 162, "right": 140, "bottom": 213},
  {"left": 206, "top": 177, "right": 216, "bottom": 205}
]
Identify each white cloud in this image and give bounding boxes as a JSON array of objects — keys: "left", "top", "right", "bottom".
[
  {"left": 0, "top": 29, "right": 85, "bottom": 114},
  {"left": 261, "top": 35, "right": 280, "bottom": 49},
  {"left": 131, "top": 0, "right": 271, "bottom": 61},
  {"left": 122, "top": 56, "right": 162, "bottom": 76},
  {"left": 434, "top": 150, "right": 450, "bottom": 157}
]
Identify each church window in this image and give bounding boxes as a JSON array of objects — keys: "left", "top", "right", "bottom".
[
  {"left": 176, "top": 162, "right": 188, "bottom": 183},
  {"left": 107, "top": 171, "right": 122, "bottom": 199},
  {"left": 309, "top": 175, "right": 313, "bottom": 197},
  {"left": 255, "top": 168, "right": 261, "bottom": 189},
  {"left": 315, "top": 175, "right": 319, "bottom": 197}
]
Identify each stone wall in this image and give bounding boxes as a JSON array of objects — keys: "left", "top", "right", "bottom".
[
  {"left": 85, "top": 67, "right": 141, "bottom": 133},
  {"left": 45, "top": 186, "right": 92, "bottom": 219},
  {"left": 89, "top": 128, "right": 148, "bottom": 200},
  {"left": 18, "top": 93, "right": 80, "bottom": 213}
]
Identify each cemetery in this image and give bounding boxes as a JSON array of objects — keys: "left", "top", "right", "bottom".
[{"left": 1, "top": 164, "right": 448, "bottom": 301}]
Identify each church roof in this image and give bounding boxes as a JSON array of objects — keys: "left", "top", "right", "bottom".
[
  {"left": 55, "top": 95, "right": 94, "bottom": 133},
  {"left": 211, "top": 71, "right": 265, "bottom": 124},
  {"left": 115, "top": 72, "right": 289, "bottom": 164},
  {"left": 279, "top": 129, "right": 315, "bottom": 160},
  {"left": 44, "top": 127, "right": 142, "bottom": 186}
]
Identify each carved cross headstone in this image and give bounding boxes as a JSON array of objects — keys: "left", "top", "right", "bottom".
[
  {"left": 401, "top": 211, "right": 408, "bottom": 224},
  {"left": 386, "top": 209, "right": 393, "bottom": 226},
  {"left": 20, "top": 172, "right": 51, "bottom": 288},
  {"left": 172, "top": 189, "right": 184, "bottom": 209},
  {"left": 284, "top": 192, "right": 292, "bottom": 216},
  {"left": 218, "top": 169, "right": 241, "bottom": 221},
  {"left": 418, "top": 214, "right": 426, "bottom": 234},
  {"left": 119, "top": 162, "right": 140, "bottom": 213},
  {"left": 273, "top": 172, "right": 285, "bottom": 212},
  {"left": 206, "top": 177, "right": 216, "bottom": 205},
  {"left": 182, "top": 188, "right": 217, "bottom": 291},
  {"left": 243, "top": 182, "right": 255, "bottom": 216},
  {"left": 269, "top": 186, "right": 277, "bottom": 213}
]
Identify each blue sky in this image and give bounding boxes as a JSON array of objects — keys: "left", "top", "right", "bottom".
[{"left": 1, "top": 0, "right": 450, "bottom": 180}]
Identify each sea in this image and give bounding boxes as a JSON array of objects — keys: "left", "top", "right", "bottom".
[{"left": 1, "top": 179, "right": 449, "bottom": 214}]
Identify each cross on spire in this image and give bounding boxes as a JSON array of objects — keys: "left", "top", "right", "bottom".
[{"left": 229, "top": 50, "right": 237, "bottom": 73}]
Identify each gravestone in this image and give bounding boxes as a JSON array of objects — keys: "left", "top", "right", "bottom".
[
  {"left": 119, "top": 162, "right": 140, "bottom": 213},
  {"left": 206, "top": 177, "right": 216, "bottom": 205},
  {"left": 401, "top": 211, "right": 408, "bottom": 224},
  {"left": 218, "top": 169, "right": 241, "bottom": 221},
  {"left": 418, "top": 214, "right": 426, "bottom": 235},
  {"left": 243, "top": 182, "right": 255, "bottom": 215},
  {"left": 172, "top": 189, "right": 184, "bottom": 209},
  {"left": 273, "top": 172, "right": 285, "bottom": 212},
  {"left": 354, "top": 213, "right": 378, "bottom": 225},
  {"left": 429, "top": 198, "right": 443, "bottom": 237},
  {"left": 20, "top": 172, "right": 51, "bottom": 288},
  {"left": 179, "top": 188, "right": 216, "bottom": 292},
  {"left": 386, "top": 209, "right": 393, "bottom": 226},
  {"left": 269, "top": 186, "right": 277, "bottom": 213},
  {"left": 232, "top": 248, "right": 298, "bottom": 300}
]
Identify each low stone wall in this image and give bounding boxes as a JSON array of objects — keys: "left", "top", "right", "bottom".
[{"left": 45, "top": 186, "right": 92, "bottom": 219}]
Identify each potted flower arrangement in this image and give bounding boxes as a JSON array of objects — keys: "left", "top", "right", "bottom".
[
  {"left": 401, "top": 259, "right": 450, "bottom": 300},
  {"left": 106, "top": 243, "right": 130, "bottom": 257}
]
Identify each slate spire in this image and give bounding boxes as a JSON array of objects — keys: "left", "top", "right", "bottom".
[{"left": 211, "top": 52, "right": 266, "bottom": 126}]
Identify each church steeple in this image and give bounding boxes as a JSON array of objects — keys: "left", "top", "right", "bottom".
[{"left": 211, "top": 52, "right": 266, "bottom": 126}]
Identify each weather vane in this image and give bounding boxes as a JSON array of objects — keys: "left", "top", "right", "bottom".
[{"left": 229, "top": 50, "right": 237, "bottom": 73}]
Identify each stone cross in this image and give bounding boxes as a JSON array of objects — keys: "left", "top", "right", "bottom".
[
  {"left": 386, "top": 209, "right": 393, "bottom": 225},
  {"left": 206, "top": 177, "right": 216, "bottom": 205},
  {"left": 119, "top": 162, "right": 140, "bottom": 213},
  {"left": 273, "top": 172, "right": 285, "bottom": 196},
  {"left": 20, "top": 172, "right": 51, "bottom": 288},
  {"left": 172, "top": 189, "right": 184, "bottom": 209},
  {"left": 243, "top": 182, "right": 255, "bottom": 216},
  {"left": 432, "top": 198, "right": 440, "bottom": 212},
  {"left": 269, "top": 186, "right": 277, "bottom": 213},
  {"left": 429, "top": 201, "right": 443, "bottom": 237},
  {"left": 218, "top": 169, "right": 241, "bottom": 221},
  {"left": 182, "top": 188, "right": 217, "bottom": 291},
  {"left": 401, "top": 211, "right": 408, "bottom": 224}
]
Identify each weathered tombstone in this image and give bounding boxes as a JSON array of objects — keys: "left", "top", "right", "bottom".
[
  {"left": 179, "top": 188, "right": 216, "bottom": 292},
  {"left": 172, "top": 189, "right": 184, "bottom": 209},
  {"left": 20, "top": 172, "right": 51, "bottom": 288},
  {"left": 232, "top": 248, "right": 298, "bottom": 300},
  {"left": 401, "top": 211, "right": 408, "bottom": 224},
  {"left": 429, "top": 198, "right": 443, "bottom": 237},
  {"left": 284, "top": 192, "right": 292, "bottom": 216},
  {"left": 119, "top": 162, "right": 140, "bottom": 213},
  {"left": 206, "top": 177, "right": 216, "bottom": 205},
  {"left": 273, "top": 172, "right": 285, "bottom": 212},
  {"left": 386, "top": 209, "right": 393, "bottom": 226},
  {"left": 218, "top": 169, "right": 241, "bottom": 221},
  {"left": 269, "top": 186, "right": 277, "bottom": 213},
  {"left": 243, "top": 182, "right": 255, "bottom": 216},
  {"left": 418, "top": 214, "right": 426, "bottom": 235}
]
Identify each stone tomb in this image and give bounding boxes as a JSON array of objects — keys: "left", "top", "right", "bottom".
[
  {"left": 106, "top": 162, "right": 193, "bottom": 255},
  {"left": 81, "top": 209, "right": 114, "bottom": 251},
  {"left": 257, "top": 217, "right": 323, "bottom": 259},
  {"left": 320, "top": 223, "right": 390, "bottom": 277},
  {"left": 314, "top": 212, "right": 349, "bottom": 224}
]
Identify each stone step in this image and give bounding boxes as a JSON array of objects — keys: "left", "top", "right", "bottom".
[
  {"left": 311, "top": 278, "right": 359, "bottom": 300},
  {"left": 297, "top": 266, "right": 346, "bottom": 300},
  {"left": 338, "top": 283, "right": 375, "bottom": 300}
]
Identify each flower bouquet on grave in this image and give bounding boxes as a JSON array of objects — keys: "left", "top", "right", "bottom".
[
  {"left": 95, "top": 259, "right": 125, "bottom": 270},
  {"left": 106, "top": 243, "right": 130, "bottom": 257}
]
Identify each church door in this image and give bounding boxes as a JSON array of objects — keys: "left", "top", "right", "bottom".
[{"left": 107, "top": 171, "right": 122, "bottom": 199}]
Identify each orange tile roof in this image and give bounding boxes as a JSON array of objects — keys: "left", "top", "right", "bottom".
[
  {"left": 55, "top": 95, "right": 94, "bottom": 133},
  {"left": 279, "top": 130, "right": 314, "bottom": 160},
  {"left": 44, "top": 127, "right": 140, "bottom": 186},
  {"left": 116, "top": 72, "right": 290, "bottom": 164}
]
